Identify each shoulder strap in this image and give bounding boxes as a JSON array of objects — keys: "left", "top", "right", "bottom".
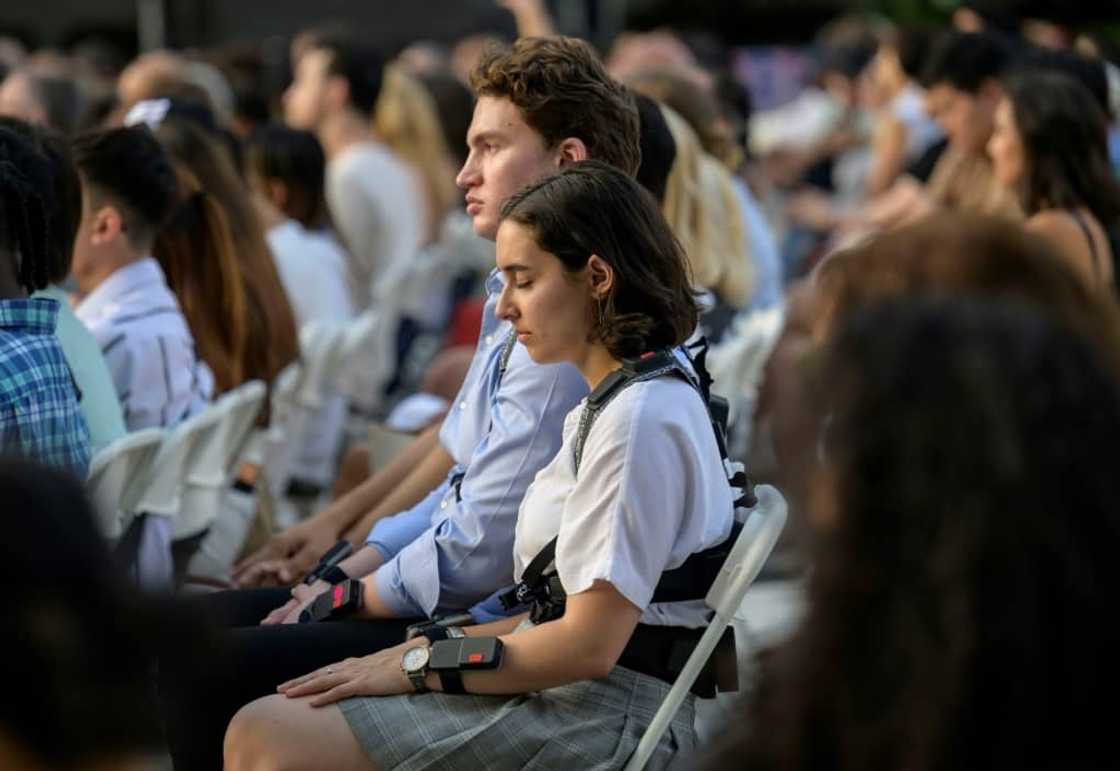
[{"left": 572, "top": 350, "right": 691, "bottom": 474}]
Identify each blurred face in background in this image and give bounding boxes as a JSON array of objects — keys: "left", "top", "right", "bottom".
[
  {"left": 0, "top": 71, "right": 46, "bottom": 126},
  {"left": 987, "top": 98, "right": 1026, "bottom": 189},
  {"left": 283, "top": 48, "right": 332, "bottom": 131},
  {"left": 926, "top": 79, "right": 1001, "bottom": 156}
]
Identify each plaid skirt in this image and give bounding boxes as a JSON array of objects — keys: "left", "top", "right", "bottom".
[{"left": 338, "top": 665, "right": 697, "bottom": 770}]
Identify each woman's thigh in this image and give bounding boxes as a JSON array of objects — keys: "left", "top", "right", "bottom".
[{"left": 225, "top": 694, "right": 376, "bottom": 771}]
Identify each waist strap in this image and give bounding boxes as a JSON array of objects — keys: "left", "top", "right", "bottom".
[{"left": 619, "top": 624, "right": 738, "bottom": 699}]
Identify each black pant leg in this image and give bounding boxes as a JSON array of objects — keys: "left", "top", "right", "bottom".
[{"left": 159, "top": 615, "right": 415, "bottom": 771}]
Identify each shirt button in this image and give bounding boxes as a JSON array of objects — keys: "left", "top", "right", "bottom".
[
  {"left": 459, "top": 401, "right": 467, "bottom": 410},
  {"left": 440, "top": 499, "right": 448, "bottom": 509},
  {"left": 484, "top": 334, "right": 493, "bottom": 345}
]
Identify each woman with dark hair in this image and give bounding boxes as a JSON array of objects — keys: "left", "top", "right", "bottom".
[
  {"left": 224, "top": 160, "right": 733, "bottom": 770},
  {"left": 154, "top": 161, "right": 252, "bottom": 394},
  {"left": 706, "top": 294, "right": 1120, "bottom": 770},
  {"left": 152, "top": 113, "right": 300, "bottom": 389},
  {"left": 988, "top": 69, "right": 1120, "bottom": 289}
]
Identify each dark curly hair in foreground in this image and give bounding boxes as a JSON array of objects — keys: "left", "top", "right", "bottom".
[{"left": 705, "top": 295, "right": 1120, "bottom": 770}]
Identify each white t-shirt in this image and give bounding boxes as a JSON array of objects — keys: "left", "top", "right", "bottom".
[
  {"left": 266, "top": 220, "right": 356, "bottom": 329},
  {"left": 514, "top": 376, "right": 735, "bottom": 628},
  {"left": 325, "top": 141, "right": 425, "bottom": 311},
  {"left": 266, "top": 220, "right": 356, "bottom": 485}
]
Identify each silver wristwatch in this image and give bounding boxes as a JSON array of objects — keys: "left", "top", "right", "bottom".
[{"left": 401, "top": 645, "right": 431, "bottom": 693}]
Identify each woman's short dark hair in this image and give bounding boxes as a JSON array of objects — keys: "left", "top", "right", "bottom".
[
  {"left": 245, "top": 123, "right": 328, "bottom": 229},
  {"left": 1001, "top": 69, "right": 1120, "bottom": 227},
  {"left": 705, "top": 295, "right": 1120, "bottom": 770},
  {"left": 500, "top": 160, "right": 698, "bottom": 360}
]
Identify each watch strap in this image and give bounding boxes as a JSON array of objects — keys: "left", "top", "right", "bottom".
[
  {"left": 437, "top": 668, "right": 467, "bottom": 694},
  {"left": 407, "top": 669, "right": 430, "bottom": 693}
]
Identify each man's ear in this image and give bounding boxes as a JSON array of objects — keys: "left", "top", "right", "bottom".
[
  {"left": 90, "top": 204, "right": 125, "bottom": 247},
  {"left": 555, "top": 137, "right": 590, "bottom": 167},
  {"left": 586, "top": 253, "right": 614, "bottom": 298}
]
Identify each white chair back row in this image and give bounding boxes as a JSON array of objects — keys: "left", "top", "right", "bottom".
[{"left": 86, "top": 380, "right": 267, "bottom": 545}]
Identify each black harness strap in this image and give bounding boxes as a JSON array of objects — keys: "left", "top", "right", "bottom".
[{"left": 498, "top": 343, "right": 753, "bottom": 697}]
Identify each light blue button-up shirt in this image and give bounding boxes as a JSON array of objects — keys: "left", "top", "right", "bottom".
[{"left": 367, "top": 269, "right": 589, "bottom": 617}]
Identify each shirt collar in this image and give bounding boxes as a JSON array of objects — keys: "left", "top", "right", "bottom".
[
  {"left": 485, "top": 266, "right": 505, "bottom": 297},
  {"left": 76, "top": 257, "right": 167, "bottom": 319},
  {"left": 0, "top": 297, "right": 60, "bottom": 335}
]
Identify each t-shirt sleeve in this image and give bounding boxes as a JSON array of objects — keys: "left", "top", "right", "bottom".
[{"left": 552, "top": 386, "right": 692, "bottom": 611}]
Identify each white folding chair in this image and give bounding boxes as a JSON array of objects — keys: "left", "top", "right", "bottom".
[
  {"left": 624, "top": 484, "right": 788, "bottom": 771},
  {"left": 250, "top": 324, "right": 347, "bottom": 527},
  {"left": 707, "top": 305, "right": 786, "bottom": 425},
  {"left": 86, "top": 427, "right": 164, "bottom": 539},
  {"left": 175, "top": 380, "right": 266, "bottom": 541},
  {"left": 126, "top": 405, "right": 224, "bottom": 588},
  {"left": 367, "top": 422, "right": 417, "bottom": 476},
  {"left": 333, "top": 308, "right": 396, "bottom": 415}
]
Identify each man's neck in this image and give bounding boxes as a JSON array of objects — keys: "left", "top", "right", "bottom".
[
  {"left": 319, "top": 110, "right": 373, "bottom": 160},
  {"left": 75, "top": 251, "right": 145, "bottom": 299}
]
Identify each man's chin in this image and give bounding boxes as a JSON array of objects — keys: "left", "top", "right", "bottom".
[{"left": 474, "top": 218, "right": 499, "bottom": 242}]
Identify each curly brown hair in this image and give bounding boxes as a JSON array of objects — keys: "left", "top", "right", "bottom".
[{"left": 470, "top": 36, "right": 641, "bottom": 177}]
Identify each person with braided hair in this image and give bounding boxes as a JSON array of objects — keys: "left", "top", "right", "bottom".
[{"left": 0, "top": 125, "right": 90, "bottom": 475}]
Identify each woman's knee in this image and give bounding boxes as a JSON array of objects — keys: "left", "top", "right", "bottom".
[
  {"left": 225, "top": 694, "right": 374, "bottom": 771},
  {"left": 224, "top": 696, "right": 296, "bottom": 771}
]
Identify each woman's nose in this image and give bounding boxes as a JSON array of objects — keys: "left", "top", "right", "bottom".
[{"left": 496, "top": 283, "right": 517, "bottom": 321}]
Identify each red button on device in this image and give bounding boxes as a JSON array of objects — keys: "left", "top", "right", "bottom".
[
  {"left": 468, "top": 653, "right": 484, "bottom": 663},
  {"left": 332, "top": 585, "right": 345, "bottom": 608}
]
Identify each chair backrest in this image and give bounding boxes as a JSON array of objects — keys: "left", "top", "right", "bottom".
[
  {"left": 130, "top": 404, "right": 224, "bottom": 520},
  {"left": 175, "top": 380, "right": 267, "bottom": 540},
  {"left": 86, "top": 427, "right": 165, "bottom": 539},
  {"left": 708, "top": 305, "right": 786, "bottom": 424},
  {"left": 334, "top": 309, "right": 395, "bottom": 413},
  {"left": 293, "top": 322, "right": 347, "bottom": 410},
  {"left": 623, "top": 484, "right": 788, "bottom": 771}
]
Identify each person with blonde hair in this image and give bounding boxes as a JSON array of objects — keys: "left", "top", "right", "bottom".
[
  {"left": 660, "top": 105, "right": 753, "bottom": 331},
  {"left": 372, "top": 64, "right": 461, "bottom": 245}
]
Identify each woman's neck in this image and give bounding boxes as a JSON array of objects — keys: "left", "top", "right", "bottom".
[{"left": 575, "top": 344, "right": 623, "bottom": 391}]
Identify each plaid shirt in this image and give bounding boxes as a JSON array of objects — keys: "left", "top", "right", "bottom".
[{"left": 0, "top": 298, "right": 91, "bottom": 476}]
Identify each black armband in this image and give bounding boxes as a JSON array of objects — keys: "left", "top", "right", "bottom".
[{"left": 298, "top": 579, "right": 364, "bottom": 623}]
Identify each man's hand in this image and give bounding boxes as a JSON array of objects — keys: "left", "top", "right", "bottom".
[
  {"left": 232, "top": 521, "right": 339, "bottom": 588},
  {"left": 260, "top": 579, "right": 331, "bottom": 625}
]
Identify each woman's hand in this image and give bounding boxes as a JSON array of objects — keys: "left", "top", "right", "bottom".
[{"left": 277, "top": 641, "right": 421, "bottom": 706}]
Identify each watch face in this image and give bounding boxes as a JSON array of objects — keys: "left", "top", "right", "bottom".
[{"left": 402, "top": 645, "right": 431, "bottom": 673}]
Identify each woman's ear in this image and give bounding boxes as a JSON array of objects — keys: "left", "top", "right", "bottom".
[
  {"left": 555, "top": 137, "right": 590, "bottom": 167},
  {"left": 586, "top": 254, "right": 614, "bottom": 299}
]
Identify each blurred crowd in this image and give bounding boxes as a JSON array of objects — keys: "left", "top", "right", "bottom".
[{"left": 2, "top": 0, "right": 1120, "bottom": 768}]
